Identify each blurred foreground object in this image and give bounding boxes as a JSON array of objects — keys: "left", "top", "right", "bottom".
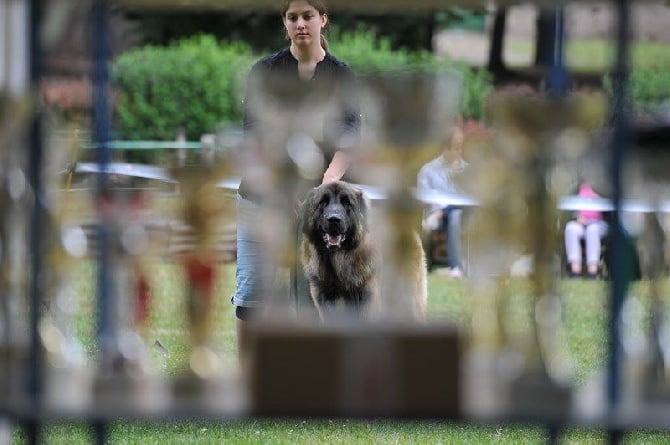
[
  {"left": 463, "top": 86, "right": 607, "bottom": 420},
  {"left": 170, "top": 163, "right": 234, "bottom": 403},
  {"left": 246, "top": 321, "right": 460, "bottom": 417},
  {"left": 0, "top": 0, "right": 32, "bottom": 414},
  {"left": 349, "top": 70, "right": 463, "bottom": 321},
  {"left": 621, "top": 125, "right": 670, "bottom": 405}
]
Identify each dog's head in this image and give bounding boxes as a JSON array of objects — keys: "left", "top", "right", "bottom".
[{"left": 301, "top": 181, "right": 369, "bottom": 251}]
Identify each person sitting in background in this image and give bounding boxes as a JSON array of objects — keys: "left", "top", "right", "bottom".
[
  {"left": 417, "top": 125, "right": 468, "bottom": 278},
  {"left": 564, "top": 182, "right": 609, "bottom": 278}
]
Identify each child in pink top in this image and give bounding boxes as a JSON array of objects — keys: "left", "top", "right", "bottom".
[
  {"left": 576, "top": 183, "right": 603, "bottom": 223},
  {"left": 564, "top": 183, "right": 609, "bottom": 277}
]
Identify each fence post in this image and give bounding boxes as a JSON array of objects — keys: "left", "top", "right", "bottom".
[
  {"left": 176, "top": 126, "right": 186, "bottom": 167},
  {"left": 200, "top": 133, "right": 215, "bottom": 166}
]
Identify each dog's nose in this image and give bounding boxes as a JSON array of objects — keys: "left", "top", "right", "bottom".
[{"left": 324, "top": 208, "right": 342, "bottom": 222}]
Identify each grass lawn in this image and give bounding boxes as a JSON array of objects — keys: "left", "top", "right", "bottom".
[
  {"left": 9, "top": 258, "right": 670, "bottom": 444},
  {"left": 504, "top": 39, "right": 670, "bottom": 71}
]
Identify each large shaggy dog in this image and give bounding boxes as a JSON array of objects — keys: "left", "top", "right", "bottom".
[{"left": 299, "top": 181, "right": 427, "bottom": 321}]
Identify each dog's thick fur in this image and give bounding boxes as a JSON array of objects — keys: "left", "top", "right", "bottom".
[{"left": 299, "top": 181, "right": 427, "bottom": 321}]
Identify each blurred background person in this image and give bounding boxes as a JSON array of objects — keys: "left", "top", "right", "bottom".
[
  {"left": 564, "top": 182, "right": 609, "bottom": 278},
  {"left": 417, "top": 125, "right": 468, "bottom": 278}
]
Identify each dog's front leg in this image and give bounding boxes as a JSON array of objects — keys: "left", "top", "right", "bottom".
[
  {"left": 347, "top": 286, "right": 374, "bottom": 320},
  {"left": 309, "top": 282, "right": 336, "bottom": 321}
]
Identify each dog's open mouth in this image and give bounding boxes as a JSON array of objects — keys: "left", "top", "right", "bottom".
[{"left": 323, "top": 233, "right": 345, "bottom": 248}]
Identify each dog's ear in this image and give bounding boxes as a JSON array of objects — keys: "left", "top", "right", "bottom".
[
  {"left": 340, "top": 187, "right": 368, "bottom": 249},
  {"left": 351, "top": 188, "right": 370, "bottom": 247},
  {"left": 299, "top": 187, "right": 318, "bottom": 235},
  {"left": 354, "top": 188, "right": 369, "bottom": 224}
]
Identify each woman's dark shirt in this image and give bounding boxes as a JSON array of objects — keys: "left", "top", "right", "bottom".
[{"left": 239, "top": 48, "right": 360, "bottom": 202}]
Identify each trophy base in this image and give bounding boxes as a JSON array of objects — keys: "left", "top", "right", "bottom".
[
  {"left": 46, "top": 364, "right": 93, "bottom": 412},
  {"left": 172, "top": 371, "right": 210, "bottom": 399},
  {"left": 171, "top": 370, "right": 246, "bottom": 415},
  {"left": 642, "top": 381, "right": 670, "bottom": 403},
  {"left": 93, "top": 370, "right": 168, "bottom": 415},
  {"left": 509, "top": 370, "right": 572, "bottom": 421},
  {"left": 461, "top": 350, "right": 509, "bottom": 419}
]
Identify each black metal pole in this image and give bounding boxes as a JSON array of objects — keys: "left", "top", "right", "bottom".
[
  {"left": 92, "top": 420, "right": 107, "bottom": 445},
  {"left": 547, "top": 424, "right": 560, "bottom": 445},
  {"left": 93, "top": 0, "right": 112, "bottom": 442},
  {"left": 93, "top": 0, "right": 112, "bottom": 358},
  {"left": 607, "top": 0, "right": 631, "bottom": 435},
  {"left": 26, "top": 0, "right": 44, "bottom": 442},
  {"left": 547, "top": 7, "right": 568, "bottom": 97},
  {"left": 487, "top": 8, "right": 506, "bottom": 76}
]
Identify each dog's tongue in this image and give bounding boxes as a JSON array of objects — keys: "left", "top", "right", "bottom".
[{"left": 325, "top": 233, "right": 343, "bottom": 248}]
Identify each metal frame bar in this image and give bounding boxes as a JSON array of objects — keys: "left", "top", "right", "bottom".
[
  {"left": 27, "top": 0, "right": 43, "bottom": 443},
  {"left": 93, "top": 1, "right": 112, "bottom": 442},
  {"left": 607, "top": 2, "right": 631, "bottom": 443}
]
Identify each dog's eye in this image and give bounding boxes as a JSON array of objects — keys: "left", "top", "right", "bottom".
[
  {"left": 319, "top": 196, "right": 329, "bottom": 206},
  {"left": 340, "top": 195, "right": 351, "bottom": 206}
]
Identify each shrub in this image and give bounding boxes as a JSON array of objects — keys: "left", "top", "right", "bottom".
[
  {"left": 112, "top": 35, "right": 253, "bottom": 141},
  {"left": 329, "top": 26, "right": 414, "bottom": 74},
  {"left": 112, "top": 29, "right": 494, "bottom": 144},
  {"left": 603, "top": 67, "right": 670, "bottom": 118},
  {"left": 458, "top": 65, "right": 494, "bottom": 121},
  {"left": 329, "top": 26, "right": 493, "bottom": 121}
]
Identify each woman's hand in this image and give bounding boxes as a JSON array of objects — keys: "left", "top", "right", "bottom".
[{"left": 321, "top": 150, "right": 350, "bottom": 184}]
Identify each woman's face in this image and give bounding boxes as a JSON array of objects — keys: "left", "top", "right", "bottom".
[{"left": 283, "top": 0, "right": 327, "bottom": 48}]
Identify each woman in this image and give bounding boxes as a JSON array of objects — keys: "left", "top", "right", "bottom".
[
  {"left": 232, "top": 0, "right": 360, "bottom": 346},
  {"left": 417, "top": 125, "right": 468, "bottom": 278}
]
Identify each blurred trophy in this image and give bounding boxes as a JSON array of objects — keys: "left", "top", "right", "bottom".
[
  {"left": 623, "top": 125, "right": 670, "bottom": 402},
  {"left": 349, "top": 70, "right": 463, "bottom": 321},
  {"left": 0, "top": 99, "right": 31, "bottom": 406},
  {"left": 242, "top": 70, "right": 464, "bottom": 417},
  {"left": 92, "top": 187, "right": 169, "bottom": 411},
  {"left": 455, "top": 125, "right": 516, "bottom": 417},
  {"left": 464, "top": 87, "right": 606, "bottom": 419},
  {"left": 38, "top": 125, "right": 92, "bottom": 410},
  {"left": 170, "top": 163, "right": 231, "bottom": 402}
]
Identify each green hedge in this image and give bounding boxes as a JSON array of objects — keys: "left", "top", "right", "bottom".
[
  {"left": 112, "top": 29, "right": 494, "bottom": 142},
  {"left": 330, "top": 26, "right": 493, "bottom": 120},
  {"left": 112, "top": 35, "right": 253, "bottom": 141},
  {"left": 603, "top": 67, "right": 670, "bottom": 118}
]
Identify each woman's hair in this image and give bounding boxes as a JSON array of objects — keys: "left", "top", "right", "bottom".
[{"left": 281, "top": 0, "right": 329, "bottom": 51}]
